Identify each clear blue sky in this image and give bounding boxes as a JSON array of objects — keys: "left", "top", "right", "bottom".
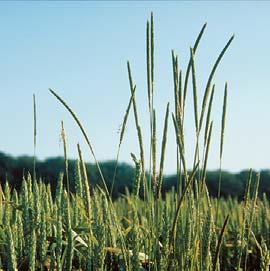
[{"left": 0, "top": 1, "right": 269, "bottom": 174}]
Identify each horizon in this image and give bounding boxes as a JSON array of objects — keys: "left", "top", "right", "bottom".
[
  {"left": 1, "top": 2, "right": 270, "bottom": 174},
  {"left": 1, "top": 150, "right": 269, "bottom": 175}
]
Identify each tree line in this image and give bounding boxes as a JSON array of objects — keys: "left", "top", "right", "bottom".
[{"left": 0, "top": 151, "right": 269, "bottom": 199}]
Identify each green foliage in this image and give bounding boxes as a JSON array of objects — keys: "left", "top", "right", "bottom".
[{"left": 0, "top": 176, "right": 268, "bottom": 270}]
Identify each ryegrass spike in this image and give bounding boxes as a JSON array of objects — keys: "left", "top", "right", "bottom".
[
  {"left": 49, "top": 88, "right": 110, "bottom": 197},
  {"left": 127, "top": 61, "right": 145, "bottom": 191},
  {"left": 33, "top": 94, "right": 37, "bottom": 182},
  {"left": 183, "top": 23, "right": 207, "bottom": 110},
  {"left": 61, "top": 121, "right": 70, "bottom": 194},
  {"left": 220, "top": 83, "right": 228, "bottom": 160},
  {"left": 190, "top": 47, "right": 199, "bottom": 133},
  {"left": 204, "top": 85, "right": 215, "bottom": 146},
  {"left": 111, "top": 84, "right": 136, "bottom": 196},
  {"left": 157, "top": 103, "right": 170, "bottom": 199},
  {"left": 199, "top": 35, "right": 234, "bottom": 132}
]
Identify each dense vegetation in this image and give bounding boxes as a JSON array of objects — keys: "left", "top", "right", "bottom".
[
  {"left": 0, "top": 13, "right": 269, "bottom": 271},
  {"left": 0, "top": 152, "right": 270, "bottom": 200},
  {"left": 0, "top": 171, "right": 269, "bottom": 271}
]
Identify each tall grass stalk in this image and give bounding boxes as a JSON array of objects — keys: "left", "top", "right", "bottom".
[
  {"left": 50, "top": 91, "right": 130, "bottom": 270},
  {"left": 61, "top": 121, "right": 70, "bottom": 194},
  {"left": 213, "top": 214, "right": 230, "bottom": 271},
  {"left": 198, "top": 35, "right": 234, "bottom": 133},
  {"left": 183, "top": 23, "right": 207, "bottom": 113},
  {"left": 157, "top": 103, "right": 170, "bottom": 199},
  {"left": 49, "top": 88, "right": 110, "bottom": 197},
  {"left": 33, "top": 94, "right": 37, "bottom": 182},
  {"left": 127, "top": 62, "right": 146, "bottom": 197},
  {"left": 216, "top": 83, "right": 228, "bottom": 224},
  {"left": 110, "top": 84, "right": 136, "bottom": 196}
]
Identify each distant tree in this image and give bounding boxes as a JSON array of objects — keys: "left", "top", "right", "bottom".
[
  {"left": 0, "top": 151, "right": 269, "bottom": 199},
  {"left": 206, "top": 171, "right": 244, "bottom": 199}
]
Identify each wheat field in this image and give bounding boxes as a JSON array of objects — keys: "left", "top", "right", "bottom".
[{"left": 0, "top": 14, "right": 269, "bottom": 271}]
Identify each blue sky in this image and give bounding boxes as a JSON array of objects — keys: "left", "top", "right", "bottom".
[{"left": 0, "top": 1, "right": 269, "bottom": 174}]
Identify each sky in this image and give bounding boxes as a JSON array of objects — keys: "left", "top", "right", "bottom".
[{"left": 0, "top": 1, "right": 269, "bottom": 174}]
